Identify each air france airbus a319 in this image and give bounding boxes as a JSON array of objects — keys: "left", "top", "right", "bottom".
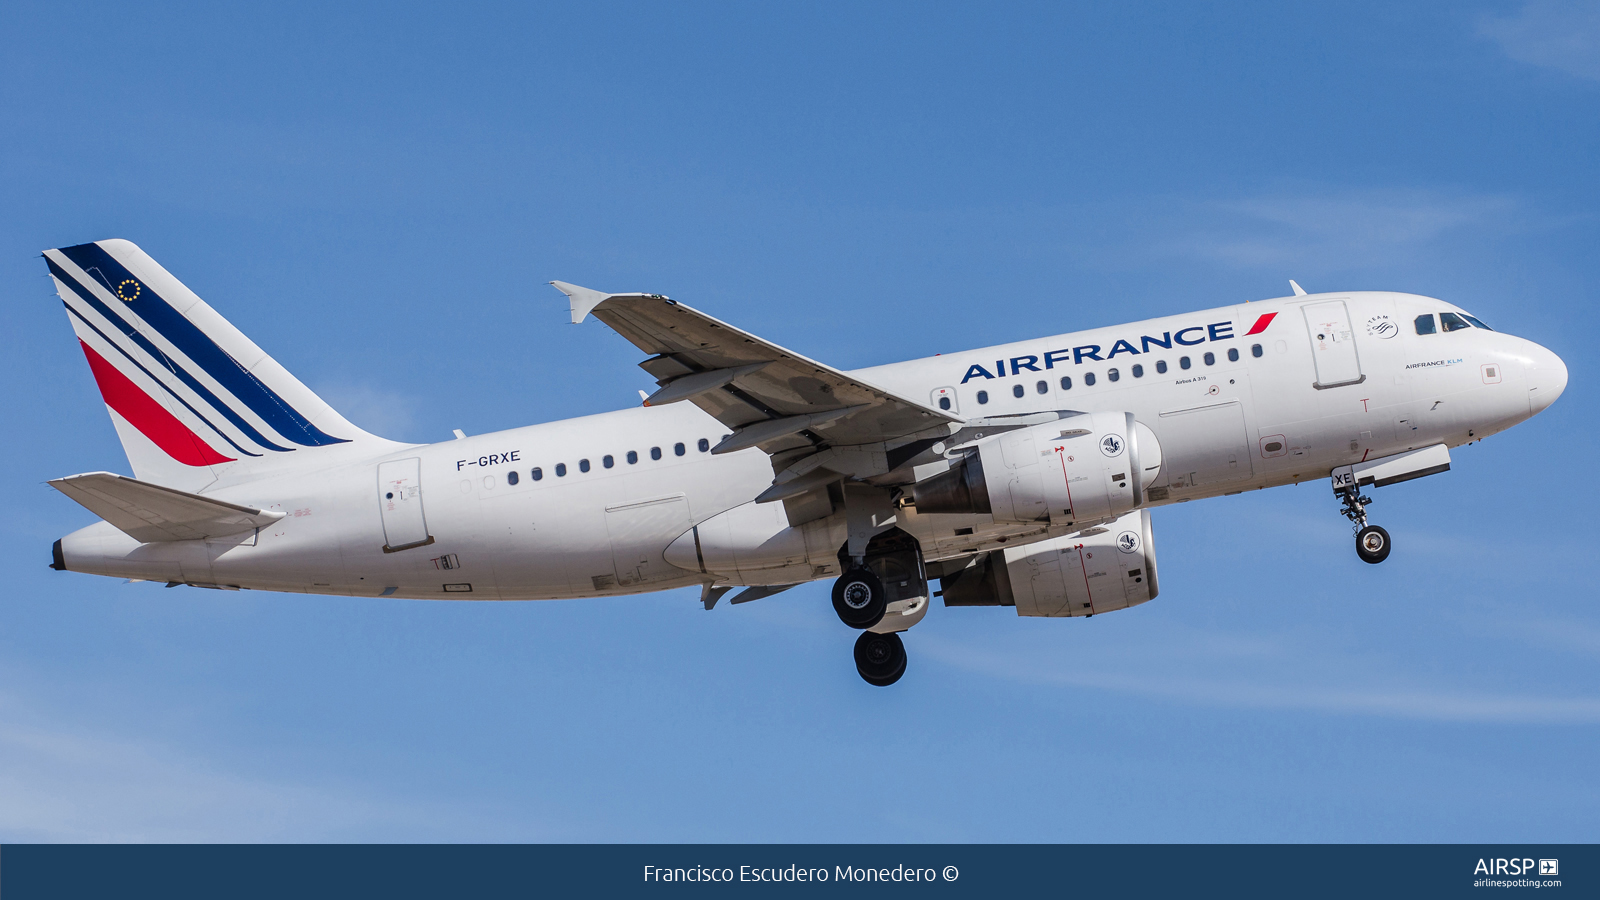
[{"left": 43, "top": 240, "right": 1567, "bottom": 685}]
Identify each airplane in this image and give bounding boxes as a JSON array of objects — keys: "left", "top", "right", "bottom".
[{"left": 42, "top": 241, "right": 1568, "bottom": 686}]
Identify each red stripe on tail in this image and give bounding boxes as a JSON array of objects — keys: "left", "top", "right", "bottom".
[
  {"left": 79, "top": 341, "right": 234, "bottom": 466},
  {"left": 1244, "top": 312, "right": 1277, "bottom": 335}
]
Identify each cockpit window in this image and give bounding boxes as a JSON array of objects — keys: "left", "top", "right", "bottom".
[
  {"left": 1414, "top": 314, "right": 1436, "bottom": 335},
  {"left": 1440, "top": 312, "right": 1471, "bottom": 333},
  {"left": 1463, "top": 314, "right": 1492, "bottom": 331}
]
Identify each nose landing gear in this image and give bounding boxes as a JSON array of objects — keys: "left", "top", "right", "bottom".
[
  {"left": 1336, "top": 481, "right": 1391, "bottom": 564},
  {"left": 1356, "top": 524, "right": 1391, "bottom": 564}
]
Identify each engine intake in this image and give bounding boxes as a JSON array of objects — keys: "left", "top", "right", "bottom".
[{"left": 913, "top": 411, "right": 1162, "bottom": 530}]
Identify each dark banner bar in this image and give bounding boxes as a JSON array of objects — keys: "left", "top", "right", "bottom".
[{"left": 2, "top": 844, "right": 1592, "bottom": 898}]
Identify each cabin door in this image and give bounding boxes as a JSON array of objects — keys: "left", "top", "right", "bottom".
[{"left": 378, "top": 457, "right": 434, "bottom": 552}]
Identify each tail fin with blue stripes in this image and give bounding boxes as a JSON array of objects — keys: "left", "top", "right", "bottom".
[{"left": 46, "top": 239, "right": 398, "bottom": 492}]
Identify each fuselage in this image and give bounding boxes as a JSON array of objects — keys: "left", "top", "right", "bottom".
[{"left": 58, "top": 290, "right": 1567, "bottom": 599}]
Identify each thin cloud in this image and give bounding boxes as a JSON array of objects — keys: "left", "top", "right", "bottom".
[
  {"left": 920, "top": 635, "right": 1600, "bottom": 725},
  {"left": 0, "top": 692, "right": 496, "bottom": 842},
  {"left": 311, "top": 381, "right": 419, "bottom": 443},
  {"left": 1160, "top": 189, "right": 1519, "bottom": 270},
  {"left": 1479, "top": 1, "right": 1600, "bottom": 82}
]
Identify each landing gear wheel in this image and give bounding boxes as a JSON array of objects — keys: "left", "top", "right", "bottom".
[
  {"left": 1356, "top": 525, "right": 1391, "bottom": 564},
  {"left": 832, "top": 568, "right": 886, "bottom": 629},
  {"left": 854, "top": 630, "right": 907, "bottom": 687}
]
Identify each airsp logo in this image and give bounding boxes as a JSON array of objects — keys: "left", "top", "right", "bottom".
[
  {"left": 1100, "top": 434, "right": 1124, "bottom": 457},
  {"left": 1117, "top": 531, "right": 1140, "bottom": 553},
  {"left": 1365, "top": 314, "right": 1398, "bottom": 339}
]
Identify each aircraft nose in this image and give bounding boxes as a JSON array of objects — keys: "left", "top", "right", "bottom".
[{"left": 1525, "top": 342, "right": 1568, "bottom": 416}]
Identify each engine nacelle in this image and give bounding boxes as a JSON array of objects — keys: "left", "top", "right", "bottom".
[
  {"left": 936, "top": 509, "right": 1158, "bottom": 617},
  {"left": 913, "top": 411, "right": 1161, "bottom": 530}
]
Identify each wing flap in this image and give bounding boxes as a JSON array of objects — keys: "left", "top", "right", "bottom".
[{"left": 49, "top": 471, "right": 285, "bottom": 542}]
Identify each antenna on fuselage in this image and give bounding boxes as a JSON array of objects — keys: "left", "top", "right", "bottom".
[{"left": 1290, "top": 280, "right": 1308, "bottom": 296}]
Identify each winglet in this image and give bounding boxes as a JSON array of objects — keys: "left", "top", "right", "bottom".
[
  {"left": 550, "top": 281, "right": 612, "bottom": 324},
  {"left": 1289, "top": 279, "right": 1307, "bottom": 296}
]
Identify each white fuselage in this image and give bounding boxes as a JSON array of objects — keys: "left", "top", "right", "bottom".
[{"left": 58, "top": 291, "right": 1566, "bottom": 600}]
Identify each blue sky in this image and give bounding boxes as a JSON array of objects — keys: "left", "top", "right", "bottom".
[{"left": 2, "top": 1, "right": 1597, "bottom": 841}]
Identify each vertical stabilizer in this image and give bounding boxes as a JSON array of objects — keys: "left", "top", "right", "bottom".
[{"left": 46, "top": 239, "right": 399, "bottom": 492}]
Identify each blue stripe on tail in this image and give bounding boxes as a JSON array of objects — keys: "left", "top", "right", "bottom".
[
  {"left": 53, "top": 243, "right": 347, "bottom": 448},
  {"left": 49, "top": 257, "right": 295, "bottom": 453}
]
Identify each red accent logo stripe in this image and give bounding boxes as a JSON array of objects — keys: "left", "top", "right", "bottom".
[
  {"left": 1244, "top": 312, "right": 1277, "bottom": 335},
  {"left": 79, "top": 341, "right": 235, "bottom": 466}
]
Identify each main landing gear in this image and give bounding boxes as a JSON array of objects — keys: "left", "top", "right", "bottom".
[
  {"left": 1336, "top": 481, "right": 1392, "bottom": 564},
  {"left": 854, "top": 631, "right": 907, "bottom": 687},
  {"left": 832, "top": 567, "right": 886, "bottom": 629},
  {"left": 831, "top": 527, "right": 929, "bottom": 686}
]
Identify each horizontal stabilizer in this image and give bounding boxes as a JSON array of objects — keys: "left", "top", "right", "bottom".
[{"left": 49, "top": 471, "right": 285, "bottom": 542}]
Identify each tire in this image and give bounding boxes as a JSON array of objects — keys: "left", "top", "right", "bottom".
[
  {"left": 854, "top": 630, "right": 907, "bottom": 687},
  {"left": 832, "top": 568, "right": 886, "bottom": 629},
  {"left": 1356, "top": 525, "right": 1391, "bottom": 564}
]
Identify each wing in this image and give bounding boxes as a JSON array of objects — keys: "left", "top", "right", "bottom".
[{"left": 554, "top": 283, "right": 963, "bottom": 497}]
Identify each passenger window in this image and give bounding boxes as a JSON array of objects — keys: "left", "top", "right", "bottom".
[
  {"left": 938, "top": 396, "right": 951, "bottom": 410},
  {"left": 1107, "top": 368, "right": 1120, "bottom": 382},
  {"left": 1179, "top": 356, "right": 1191, "bottom": 370},
  {"left": 506, "top": 470, "right": 520, "bottom": 486},
  {"left": 1441, "top": 312, "right": 1470, "bottom": 333},
  {"left": 603, "top": 454, "right": 614, "bottom": 468},
  {"left": 1155, "top": 360, "right": 1167, "bottom": 374},
  {"left": 1036, "top": 380, "right": 1047, "bottom": 394},
  {"left": 1203, "top": 351, "right": 1216, "bottom": 366},
  {"left": 579, "top": 458, "right": 591, "bottom": 473},
  {"left": 651, "top": 446, "right": 662, "bottom": 460},
  {"left": 1132, "top": 364, "right": 1143, "bottom": 378},
  {"left": 627, "top": 450, "right": 638, "bottom": 464},
  {"left": 1414, "top": 314, "right": 1436, "bottom": 335},
  {"left": 1084, "top": 372, "right": 1097, "bottom": 386},
  {"left": 1464, "top": 315, "right": 1493, "bottom": 331},
  {"left": 674, "top": 442, "right": 686, "bottom": 456},
  {"left": 531, "top": 467, "right": 543, "bottom": 481},
  {"left": 977, "top": 390, "right": 989, "bottom": 404},
  {"left": 1012, "top": 384, "right": 1024, "bottom": 398},
  {"left": 1227, "top": 348, "right": 1239, "bottom": 362},
  {"left": 555, "top": 463, "right": 567, "bottom": 477},
  {"left": 1059, "top": 376, "right": 1072, "bottom": 390},
  {"left": 698, "top": 438, "right": 709, "bottom": 452},
  {"left": 1251, "top": 343, "right": 1263, "bottom": 358}
]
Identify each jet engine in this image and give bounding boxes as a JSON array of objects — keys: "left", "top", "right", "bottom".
[
  {"left": 935, "top": 509, "right": 1158, "bottom": 617},
  {"left": 912, "top": 411, "right": 1162, "bottom": 530}
]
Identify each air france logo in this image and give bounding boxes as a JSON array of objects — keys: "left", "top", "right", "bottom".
[
  {"left": 1366, "top": 315, "right": 1398, "bottom": 339},
  {"left": 957, "top": 318, "right": 1253, "bottom": 384},
  {"left": 1100, "top": 434, "right": 1124, "bottom": 457},
  {"left": 1117, "top": 531, "right": 1140, "bottom": 553}
]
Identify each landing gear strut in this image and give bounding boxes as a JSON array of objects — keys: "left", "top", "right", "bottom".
[
  {"left": 1336, "top": 482, "right": 1391, "bottom": 564},
  {"left": 854, "top": 631, "right": 906, "bottom": 687}
]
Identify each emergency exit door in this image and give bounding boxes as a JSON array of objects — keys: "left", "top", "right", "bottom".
[
  {"left": 1303, "top": 300, "right": 1364, "bottom": 388},
  {"left": 378, "top": 457, "right": 433, "bottom": 552}
]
